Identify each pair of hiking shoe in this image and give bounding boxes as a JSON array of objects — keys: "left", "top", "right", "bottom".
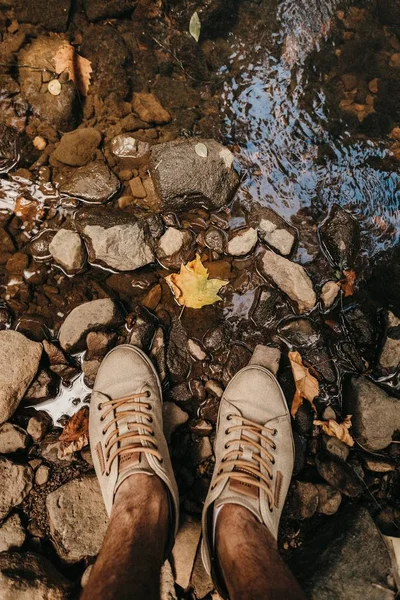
[{"left": 90, "top": 345, "right": 294, "bottom": 597}]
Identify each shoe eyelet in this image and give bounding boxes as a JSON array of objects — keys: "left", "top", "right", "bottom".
[
  {"left": 98, "top": 403, "right": 103, "bottom": 411},
  {"left": 225, "top": 428, "right": 230, "bottom": 435},
  {"left": 271, "top": 458, "right": 275, "bottom": 465},
  {"left": 227, "top": 415, "right": 232, "bottom": 421},
  {"left": 272, "top": 443, "right": 276, "bottom": 450},
  {"left": 273, "top": 429, "right": 277, "bottom": 436},
  {"left": 100, "top": 416, "right": 104, "bottom": 422},
  {"left": 102, "top": 430, "right": 106, "bottom": 436},
  {"left": 148, "top": 417, "right": 153, "bottom": 423},
  {"left": 146, "top": 390, "right": 151, "bottom": 398},
  {"left": 159, "top": 457, "right": 163, "bottom": 464},
  {"left": 146, "top": 404, "right": 151, "bottom": 410},
  {"left": 224, "top": 443, "right": 229, "bottom": 449},
  {"left": 269, "top": 506, "right": 273, "bottom": 513}
]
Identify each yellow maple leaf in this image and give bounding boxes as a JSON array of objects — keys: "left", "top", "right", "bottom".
[
  {"left": 314, "top": 415, "right": 355, "bottom": 447},
  {"left": 288, "top": 351, "right": 319, "bottom": 417},
  {"left": 165, "top": 255, "right": 228, "bottom": 309},
  {"left": 53, "top": 42, "right": 92, "bottom": 97}
]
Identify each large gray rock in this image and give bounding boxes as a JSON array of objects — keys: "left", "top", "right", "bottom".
[
  {"left": 0, "top": 331, "right": 42, "bottom": 424},
  {"left": 259, "top": 250, "right": 316, "bottom": 313},
  {"left": 319, "top": 205, "right": 360, "bottom": 269},
  {"left": 0, "top": 551, "right": 71, "bottom": 599},
  {"left": 52, "top": 128, "right": 102, "bottom": 166},
  {"left": 18, "top": 38, "right": 79, "bottom": 131},
  {"left": 58, "top": 298, "right": 125, "bottom": 352},
  {"left": 75, "top": 206, "right": 154, "bottom": 271},
  {"left": 0, "top": 458, "right": 33, "bottom": 520},
  {"left": 0, "top": 512, "right": 26, "bottom": 552},
  {"left": 49, "top": 229, "right": 85, "bottom": 274},
  {"left": 59, "top": 161, "right": 120, "bottom": 204},
  {"left": 46, "top": 476, "right": 108, "bottom": 563},
  {"left": 149, "top": 139, "right": 239, "bottom": 212},
  {"left": 346, "top": 377, "right": 400, "bottom": 451},
  {"left": 306, "top": 507, "right": 394, "bottom": 599},
  {"left": 379, "top": 311, "right": 400, "bottom": 371}
]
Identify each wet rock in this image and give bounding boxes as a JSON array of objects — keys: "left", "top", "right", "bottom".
[
  {"left": 361, "top": 455, "right": 396, "bottom": 473},
  {"left": 132, "top": 93, "right": 171, "bottom": 125},
  {"left": 60, "top": 161, "right": 120, "bottom": 204},
  {"left": 15, "top": 316, "right": 50, "bottom": 343},
  {"left": 316, "top": 452, "right": 363, "bottom": 497},
  {"left": 250, "top": 285, "right": 282, "bottom": 328},
  {"left": 150, "top": 327, "right": 167, "bottom": 382},
  {"left": 26, "top": 229, "right": 56, "bottom": 262},
  {"left": 83, "top": 0, "right": 135, "bottom": 21},
  {"left": 18, "top": 38, "right": 79, "bottom": 131},
  {"left": 129, "top": 176, "right": 146, "bottom": 198},
  {"left": 259, "top": 251, "right": 316, "bottom": 313},
  {"left": 163, "top": 402, "right": 189, "bottom": 443},
  {"left": 150, "top": 139, "right": 239, "bottom": 212},
  {"left": 187, "top": 339, "right": 208, "bottom": 361},
  {"left": 315, "top": 484, "right": 342, "bottom": 516},
  {"left": 86, "top": 331, "right": 115, "bottom": 360},
  {"left": 342, "top": 305, "right": 378, "bottom": 362},
  {"left": 287, "top": 481, "right": 319, "bottom": 520},
  {"left": 6, "top": 252, "right": 28, "bottom": 275},
  {"left": 58, "top": 298, "right": 125, "bottom": 352},
  {"left": 167, "top": 318, "right": 191, "bottom": 382},
  {"left": 128, "top": 306, "right": 157, "bottom": 351},
  {"left": 295, "top": 403, "right": 314, "bottom": 435},
  {"left": 0, "top": 330, "right": 42, "bottom": 424},
  {"left": 27, "top": 411, "right": 52, "bottom": 442},
  {"left": 0, "top": 124, "right": 19, "bottom": 173},
  {"left": 49, "top": 229, "right": 85, "bottom": 274},
  {"left": 306, "top": 507, "right": 393, "bottom": 600},
  {"left": 170, "top": 382, "right": 192, "bottom": 404},
  {"left": 319, "top": 205, "right": 360, "bottom": 269},
  {"left": 82, "top": 359, "right": 101, "bottom": 387},
  {"left": 222, "top": 344, "right": 252, "bottom": 384},
  {"left": 249, "top": 345, "right": 281, "bottom": 375},
  {"left": 43, "top": 341, "right": 78, "bottom": 381},
  {"left": 0, "top": 513, "right": 26, "bottom": 552},
  {"left": 303, "top": 345, "right": 336, "bottom": 384},
  {"left": 323, "top": 434, "right": 350, "bottom": 462},
  {"left": 380, "top": 311, "right": 400, "bottom": 371},
  {"left": 278, "top": 318, "right": 319, "bottom": 347},
  {"left": 204, "top": 227, "right": 226, "bottom": 254},
  {"left": 172, "top": 515, "right": 201, "bottom": 590},
  {"left": 205, "top": 380, "right": 224, "bottom": 398},
  {"left": 110, "top": 135, "right": 150, "bottom": 167},
  {"left": 227, "top": 227, "right": 257, "bottom": 257},
  {"left": 346, "top": 377, "right": 400, "bottom": 451},
  {"left": 250, "top": 206, "right": 297, "bottom": 256},
  {"left": 321, "top": 280, "right": 340, "bottom": 309},
  {"left": 0, "top": 551, "right": 71, "bottom": 599},
  {"left": 13, "top": 0, "right": 71, "bottom": 31},
  {"left": 0, "top": 423, "right": 29, "bottom": 454},
  {"left": 46, "top": 475, "right": 108, "bottom": 563},
  {"left": 75, "top": 206, "right": 154, "bottom": 271},
  {"left": 156, "top": 227, "right": 194, "bottom": 269},
  {"left": 52, "top": 128, "right": 101, "bottom": 167},
  {"left": 0, "top": 457, "right": 33, "bottom": 519}
]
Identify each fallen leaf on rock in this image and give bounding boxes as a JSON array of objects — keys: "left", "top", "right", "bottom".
[
  {"left": 314, "top": 415, "right": 355, "bottom": 447},
  {"left": 58, "top": 406, "right": 89, "bottom": 457},
  {"left": 341, "top": 269, "right": 356, "bottom": 297},
  {"left": 53, "top": 42, "right": 92, "bottom": 96},
  {"left": 195, "top": 142, "right": 208, "bottom": 158},
  {"left": 166, "top": 254, "right": 228, "bottom": 309},
  {"left": 288, "top": 351, "right": 319, "bottom": 416},
  {"left": 189, "top": 11, "right": 201, "bottom": 42}
]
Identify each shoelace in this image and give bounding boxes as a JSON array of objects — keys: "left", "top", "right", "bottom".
[
  {"left": 211, "top": 415, "right": 277, "bottom": 511},
  {"left": 98, "top": 392, "right": 163, "bottom": 476}
]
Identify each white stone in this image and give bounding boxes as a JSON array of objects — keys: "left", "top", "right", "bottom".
[
  {"left": 260, "top": 250, "right": 316, "bottom": 313},
  {"left": 205, "top": 380, "right": 223, "bottom": 398},
  {"left": 158, "top": 227, "right": 186, "bottom": 256},
  {"left": 249, "top": 345, "right": 281, "bottom": 375},
  {"left": 321, "top": 280, "right": 340, "bottom": 309},
  {"left": 259, "top": 219, "right": 295, "bottom": 255},
  {"left": 187, "top": 339, "right": 208, "bottom": 361},
  {"left": 49, "top": 229, "right": 85, "bottom": 274},
  {"left": 227, "top": 228, "right": 258, "bottom": 256},
  {"left": 35, "top": 464, "right": 50, "bottom": 485},
  {"left": 172, "top": 515, "right": 201, "bottom": 589},
  {"left": 83, "top": 223, "right": 154, "bottom": 271}
]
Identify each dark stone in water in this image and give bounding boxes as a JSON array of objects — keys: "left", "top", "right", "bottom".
[
  {"left": 278, "top": 318, "right": 319, "bottom": 347},
  {"left": 14, "top": 316, "right": 51, "bottom": 342},
  {"left": 368, "top": 245, "right": 400, "bottom": 315},
  {"left": 222, "top": 344, "right": 252, "bottom": 385},
  {"left": 0, "top": 124, "right": 19, "bottom": 174},
  {"left": 315, "top": 451, "right": 363, "bottom": 497},
  {"left": 166, "top": 317, "right": 191, "bottom": 383},
  {"left": 128, "top": 306, "right": 158, "bottom": 351},
  {"left": 83, "top": 0, "right": 135, "bottom": 21},
  {"left": 318, "top": 205, "right": 360, "bottom": 269},
  {"left": 26, "top": 230, "right": 57, "bottom": 262},
  {"left": 149, "top": 139, "right": 239, "bottom": 213},
  {"left": 60, "top": 162, "right": 120, "bottom": 204},
  {"left": 251, "top": 286, "right": 282, "bottom": 328},
  {"left": 341, "top": 305, "right": 380, "bottom": 364}
]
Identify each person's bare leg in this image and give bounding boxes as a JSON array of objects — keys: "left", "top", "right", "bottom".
[
  {"left": 215, "top": 504, "right": 307, "bottom": 600},
  {"left": 81, "top": 474, "right": 168, "bottom": 600}
]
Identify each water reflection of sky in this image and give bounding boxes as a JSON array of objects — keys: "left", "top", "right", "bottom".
[{"left": 221, "top": 0, "right": 400, "bottom": 252}]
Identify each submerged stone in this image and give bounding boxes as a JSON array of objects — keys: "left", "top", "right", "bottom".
[
  {"left": 319, "top": 205, "right": 360, "bottom": 269},
  {"left": 59, "top": 161, "right": 120, "bottom": 204},
  {"left": 249, "top": 205, "right": 297, "bottom": 256},
  {"left": 52, "top": 128, "right": 102, "bottom": 167},
  {"left": 149, "top": 139, "right": 239, "bottom": 212},
  {"left": 0, "top": 124, "right": 19, "bottom": 174},
  {"left": 49, "top": 229, "right": 85, "bottom": 274}
]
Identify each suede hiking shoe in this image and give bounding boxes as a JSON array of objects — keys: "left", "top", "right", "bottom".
[
  {"left": 89, "top": 344, "right": 179, "bottom": 556},
  {"left": 201, "top": 365, "right": 294, "bottom": 596}
]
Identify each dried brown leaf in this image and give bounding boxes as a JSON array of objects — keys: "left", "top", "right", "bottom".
[
  {"left": 288, "top": 351, "right": 319, "bottom": 416},
  {"left": 314, "top": 414, "right": 355, "bottom": 447},
  {"left": 53, "top": 43, "right": 92, "bottom": 96},
  {"left": 59, "top": 406, "right": 89, "bottom": 457},
  {"left": 341, "top": 269, "right": 356, "bottom": 297}
]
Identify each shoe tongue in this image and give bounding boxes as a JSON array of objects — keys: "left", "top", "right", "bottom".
[{"left": 114, "top": 398, "right": 154, "bottom": 480}]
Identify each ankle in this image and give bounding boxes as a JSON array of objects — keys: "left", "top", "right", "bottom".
[
  {"left": 216, "top": 503, "right": 277, "bottom": 556},
  {"left": 113, "top": 474, "right": 169, "bottom": 526}
]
